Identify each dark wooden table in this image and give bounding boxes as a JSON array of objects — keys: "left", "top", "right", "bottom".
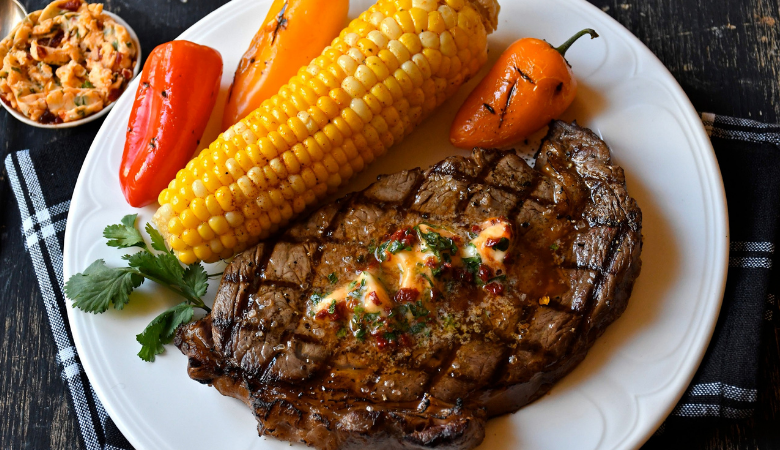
[{"left": 1, "top": 0, "right": 779, "bottom": 448}]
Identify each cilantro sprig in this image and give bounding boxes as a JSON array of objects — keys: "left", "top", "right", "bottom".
[{"left": 64, "top": 214, "right": 219, "bottom": 362}]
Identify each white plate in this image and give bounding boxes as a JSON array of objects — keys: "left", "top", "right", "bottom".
[
  {"left": 63, "top": 0, "right": 729, "bottom": 449},
  {"left": 1, "top": 11, "right": 142, "bottom": 128}
]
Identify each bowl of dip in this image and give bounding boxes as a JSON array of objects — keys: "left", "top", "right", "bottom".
[{"left": 0, "top": 0, "right": 141, "bottom": 128}]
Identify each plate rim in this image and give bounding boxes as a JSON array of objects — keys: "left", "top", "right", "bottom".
[{"left": 62, "top": 0, "right": 730, "bottom": 449}]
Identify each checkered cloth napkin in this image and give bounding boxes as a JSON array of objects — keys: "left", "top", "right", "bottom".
[{"left": 3, "top": 113, "right": 778, "bottom": 449}]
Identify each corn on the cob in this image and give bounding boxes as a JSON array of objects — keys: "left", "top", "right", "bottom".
[{"left": 154, "top": 0, "right": 500, "bottom": 264}]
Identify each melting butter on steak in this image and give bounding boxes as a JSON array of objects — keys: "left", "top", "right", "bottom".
[{"left": 175, "top": 121, "right": 643, "bottom": 450}]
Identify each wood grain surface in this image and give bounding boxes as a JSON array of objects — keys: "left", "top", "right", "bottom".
[{"left": 1, "top": 0, "right": 778, "bottom": 449}]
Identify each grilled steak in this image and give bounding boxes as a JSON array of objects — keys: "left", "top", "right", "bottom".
[{"left": 176, "top": 121, "right": 643, "bottom": 450}]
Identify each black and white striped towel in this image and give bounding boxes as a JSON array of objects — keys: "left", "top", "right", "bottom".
[{"left": 3, "top": 113, "right": 777, "bottom": 450}]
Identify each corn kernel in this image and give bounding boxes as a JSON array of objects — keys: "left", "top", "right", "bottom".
[
  {"left": 170, "top": 235, "right": 187, "bottom": 251},
  {"left": 387, "top": 40, "right": 411, "bottom": 64},
  {"left": 420, "top": 31, "right": 439, "bottom": 49},
  {"left": 215, "top": 186, "right": 235, "bottom": 212},
  {"left": 365, "top": 56, "right": 390, "bottom": 81},
  {"left": 220, "top": 233, "right": 237, "bottom": 249},
  {"left": 177, "top": 250, "right": 198, "bottom": 265},
  {"left": 393, "top": 11, "right": 415, "bottom": 33},
  {"left": 378, "top": 48, "right": 400, "bottom": 72},
  {"left": 182, "top": 229, "right": 202, "bottom": 246},
  {"left": 337, "top": 54, "right": 358, "bottom": 75},
  {"left": 380, "top": 17, "right": 403, "bottom": 39},
  {"left": 193, "top": 245, "right": 213, "bottom": 261},
  {"left": 440, "top": 30, "right": 457, "bottom": 56},
  {"left": 197, "top": 222, "right": 215, "bottom": 240},
  {"left": 399, "top": 32, "right": 422, "bottom": 55}
]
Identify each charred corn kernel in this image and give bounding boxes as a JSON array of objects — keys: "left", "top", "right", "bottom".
[{"left": 154, "top": 0, "right": 497, "bottom": 262}]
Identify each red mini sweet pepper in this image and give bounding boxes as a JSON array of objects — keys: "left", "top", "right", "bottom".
[{"left": 120, "top": 40, "right": 223, "bottom": 207}]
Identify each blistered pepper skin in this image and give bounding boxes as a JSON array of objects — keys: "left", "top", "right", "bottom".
[{"left": 450, "top": 29, "right": 598, "bottom": 149}]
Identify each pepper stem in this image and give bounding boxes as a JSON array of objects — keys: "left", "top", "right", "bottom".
[{"left": 555, "top": 29, "right": 599, "bottom": 57}]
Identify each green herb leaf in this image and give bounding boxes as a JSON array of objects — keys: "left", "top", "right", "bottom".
[
  {"left": 355, "top": 328, "right": 367, "bottom": 342},
  {"left": 550, "top": 243, "right": 559, "bottom": 251},
  {"left": 65, "top": 259, "right": 144, "bottom": 313},
  {"left": 409, "top": 301, "right": 429, "bottom": 318},
  {"left": 136, "top": 302, "right": 194, "bottom": 362},
  {"left": 103, "top": 214, "right": 145, "bottom": 249},
  {"left": 310, "top": 292, "right": 325, "bottom": 306},
  {"left": 491, "top": 237, "right": 510, "bottom": 252},
  {"left": 145, "top": 223, "right": 168, "bottom": 252},
  {"left": 11, "top": 67, "right": 21, "bottom": 73},
  {"left": 328, "top": 300, "right": 337, "bottom": 314},
  {"left": 81, "top": 80, "right": 94, "bottom": 89},
  {"left": 327, "top": 272, "right": 338, "bottom": 284},
  {"left": 125, "top": 250, "right": 185, "bottom": 287},
  {"left": 182, "top": 263, "right": 209, "bottom": 299},
  {"left": 336, "top": 327, "right": 347, "bottom": 339}
]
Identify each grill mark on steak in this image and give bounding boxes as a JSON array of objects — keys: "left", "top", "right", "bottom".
[{"left": 176, "top": 121, "right": 643, "bottom": 450}]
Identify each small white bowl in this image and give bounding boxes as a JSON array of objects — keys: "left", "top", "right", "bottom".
[{"left": 0, "top": 10, "right": 142, "bottom": 129}]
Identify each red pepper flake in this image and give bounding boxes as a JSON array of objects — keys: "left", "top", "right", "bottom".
[
  {"left": 477, "top": 264, "right": 493, "bottom": 283},
  {"left": 424, "top": 257, "right": 437, "bottom": 267},
  {"left": 367, "top": 291, "right": 381, "bottom": 306},
  {"left": 376, "top": 335, "right": 390, "bottom": 350},
  {"left": 60, "top": 0, "right": 81, "bottom": 11},
  {"left": 485, "top": 237, "right": 503, "bottom": 248},
  {"left": 455, "top": 268, "right": 471, "bottom": 282},
  {"left": 485, "top": 282, "right": 504, "bottom": 295},
  {"left": 471, "top": 224, "right": 482, "bottom": 233},
  {"left": 389, "top": 227, "right": 417, "bottom": 247},
  {"left": 314, "top": 301, "right": 346, "bottom": 321},
  {"left": 394, "top": 288, "right": 419, "bottom": 303}
]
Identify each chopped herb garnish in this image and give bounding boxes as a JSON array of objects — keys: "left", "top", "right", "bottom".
[
  {"left": 309, "top": 292, "right": 325, "bottom": 306},
  {"left": 327, "top": 272, "right": 338, "bottom": 284},
  {"left": 11, "top": 67, "right": 21, "bottom": 72},
  {"left": 408, "top": 301, "right": 429, "bottom": 318},
  {"left": 409, "top": 322, "right": 427, "bottom": 334},
  {"left": 421, "top": 273, "right": 436, "bottom": 289},
  {"left": 383, "top": 332, "right": 397, "bottom": 342},
  {"left": 355, "top": 328, "right": 367, "bottom": 342},
  {"left": 327, "top": 300, "right": 337, "bottom": 314},
  {"left": 414, "top": 226, "right": 458, "bottom": 260},
  {"left": 491, "top": 237, "right": 510, "bottom": 252},
  {"left": 550, "top": 243, "right": 559, "bottom": 251},
  {"left": 336, "top": 327, "right": 347, "bottom": 339},
  {"left": 81, "top": 80, "right": 94, "bottom": 89}
]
